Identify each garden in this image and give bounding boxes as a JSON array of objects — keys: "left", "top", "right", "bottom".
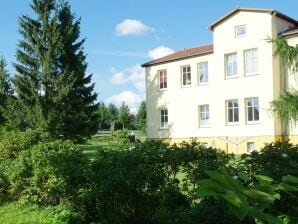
[{"left": 0, "top": 130, "right": 297, "bottom": 224}]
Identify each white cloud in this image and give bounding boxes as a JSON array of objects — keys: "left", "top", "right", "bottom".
[
  {"left": 110, "top": 72, "right": 127, "bottom": 84},
  {"left": 110, "top": 64, "right": 145, "bottom": 93},
  {"left": 115, "top": 19, "right": 154, "bottom": 36},
  {"left": 105, "top": 90, "right": 144, "bottom": 114},
  {"left": 148, "top": 46, "right": 174, "bottom": 60}
]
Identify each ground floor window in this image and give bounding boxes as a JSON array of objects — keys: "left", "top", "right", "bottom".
[
  {"left": 160, "top": 109, "right": 168, "bottom": 129},
  {"left": 247, "top": 142, "right": 255, "bottom": 153},
  {"left": 199, "top": 105, "right": 210, "bottom": 127}
]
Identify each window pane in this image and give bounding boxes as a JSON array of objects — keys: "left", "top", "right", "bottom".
[
  {"left": 234, "top": 108, "right": 239, "bottom": 122},
  {"left": 228, "top": 109, "right": 233, "bottom": 122},
  {"left": 248, "top": 107, "right": 253, "bottom": 121},
  {"left": 254, "top": 107, "right": 259, "bottom": 121}
]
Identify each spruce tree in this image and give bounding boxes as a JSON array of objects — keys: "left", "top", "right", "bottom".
[
  {"left": 14, "top": 0, "right": 99, "bottom": 140},
  {"left": 0, "top": 56, "right": 13, "bottom": 125},
  {"left": 135, "top": 101, "right": 146, "bottom": 133},
  {"left": 118, "top": 102, "right": 130, "bottom": 129}
]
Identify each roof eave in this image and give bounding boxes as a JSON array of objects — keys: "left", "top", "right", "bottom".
[
  {"left": 142, "top": 51, "right": 213, "bottom": 68},
  {"left": 208, "top": 7, "right": 297, "bottom": 31}
]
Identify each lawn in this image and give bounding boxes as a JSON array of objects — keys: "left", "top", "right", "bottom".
[
  {"left": 79, "top": 130, "right": 145, "bottom": 159},
  {"left": 0, "top": 202, "right": 68, "bottom": 224}
]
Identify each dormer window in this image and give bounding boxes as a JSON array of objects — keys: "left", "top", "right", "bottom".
[{"left": 235, "top": 25, "right": 246, "bottom": 38}]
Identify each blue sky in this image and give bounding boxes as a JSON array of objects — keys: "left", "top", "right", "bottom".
[{"left": 0, "top": 0, "right": 297, "bottom": 113}]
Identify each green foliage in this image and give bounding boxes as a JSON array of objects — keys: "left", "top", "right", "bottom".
[
  {"left": 272, "top": 90, "right": 298, "bottom": 123},
  {"left": 271, "top": 37, "right": 298, "bottom": 72},
  {"left": 135, "top": 101, "right": 146, "bottom": 133},
  {"left": 197, "top": 169, "right": 298, "bottom": 224},
  {"left": 0, "top": 56, "right": 13, "bottom": 126},
  {"left": 0, "top": 131, "right": 89, "bottom": 207},
  {"left": 0, "top": 202, "right": 82, "bottom": 224},
  {"left": 19, "top": 141, "right": 90, "bottom": 205},
  {"left": 118, "top": 102, "right": 130, "bottom": 129},
  {"left": 98, "top": 102, "right": 109, "bottom": 129},
  {"left": 107, "top": 103, "right": 119, "bottom": 130},
  {"left": 13, "top": 0, "right": 99, "bottom": 141},
  {"left": 270, "top": 37, "right": 298, "bottom": 123}
]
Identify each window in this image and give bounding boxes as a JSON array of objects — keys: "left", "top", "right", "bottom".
[
  {"left": 199, "top": 105, "right": 210, "bottom": 127},
  {"left": 182, "top": 65, "right": 191, "bottom": 86},
  {"left": 225, "top": 53, "right": 237, "bottom": 77},
  {"left": 198, "top": 62, "right": 208, "bottom": 84},
  {"left": 247, "top": 142, "right": 255, "bottom": 153},
  {"left": 160, "top": 109, "right": 168, "bottom": 129},
  {"left": 202, "top": 143, "right": 208, "bottom": 149},
  {"left": 235, "top": 25, "right": 246, "bottom": 38},
  {"left": 227, "top": 99, "right": 239, "bottom": 124},
  {"left": 245, "top": 49, "right": 258, "bottom": 75},
  {"left": 159, "top": 70, "right": 167, "bottom": 89},
  {"left": 246, "top": 97, "right": 259, "bottom": 123}
]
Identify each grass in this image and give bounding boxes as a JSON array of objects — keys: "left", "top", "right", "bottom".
[
  {"left": 79, "top": 130, "right": 146, "bottom": 159},
  {"left": 0, "top": 202, "right": 68, "bottom": 224}
]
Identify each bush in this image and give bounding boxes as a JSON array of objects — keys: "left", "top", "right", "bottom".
[{"left": 19, "top": 141, "right": 90, "bottom": 205}]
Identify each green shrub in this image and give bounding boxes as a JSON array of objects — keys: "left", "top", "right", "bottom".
[
  {"left": 20, "top": 141, "right": 90, "bottom": 205},
  {"left": 0, "top": 130, "right": 42, "bottom": 161}
]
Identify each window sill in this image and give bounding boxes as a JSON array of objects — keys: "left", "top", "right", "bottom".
[
  {"left": 158, "top": 88, "right": 168, "bottom": 92},
  {"left": 199, "top": 126, "right": 211, "bottom": 128},
  {"left": 225, "top": 75, "right": 239, "bottom": 80},
  {"left": 181, "top": 85, "right": 192, "bottom": 88},
  {"left": 198, "top": 82, "right": 209, "bottom": 86},
  {"left": 246, "top": 121, "right": 260, "bottom": 125},
  {"left": 159, "top": 128, "right": 169, "bottom": 131},
  {"left": 245, "top": 73, "right": 260, "bottom": 77},
  {"left": 226, "top": 122, "right": 240, "bottom": 126}
]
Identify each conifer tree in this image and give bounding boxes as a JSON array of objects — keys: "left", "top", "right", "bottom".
[
  {"left": 14, "top": 0, "right": 99, "bottom": 140},
  {"left": 0, "top": 56, "right": 13, "bottom": 125},
  {"left": 107, "top": 103, "right": 118, "bottom": 131},
  {"left": 135, "top": 101, "right": 146, "bottom": 133},
  {"left": 118, "top": 102, "right": 130, "bottom": 129}
]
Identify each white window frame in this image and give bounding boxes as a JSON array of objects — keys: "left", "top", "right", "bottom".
[
  {"left": 198, "top": 62, "right": 208, "bottom": 84},
  {"left": 235, "top": 25, "right": 246, "bottom": 38},
  {"left": 160, "top": 109, "right": 168, "bottom": 129},
  {"left": 159, "top": 70, "right": 167, "bottom": 90},
  {"left": 247, "top": 142, "right": 255, "bottom": 153},
  {"left": 226, "top": 99, "right": 239, "bottom": 125},
  {"left": 225, "top": 53, "right": 238, "bottom": 78},
  {"left": 244, "top": 49, "right": 258, "bottom": 76},
  {"left": 181, "top": 65, "right": 191, "bottom": 87},
  {"left": 246, "top": 97, "right": 259, "bottom": 123},
  {"left": 199, "top": 104, "right": 210, "bottom": 127}
]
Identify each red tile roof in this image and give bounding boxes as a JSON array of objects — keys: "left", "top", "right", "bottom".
[
  {"left": 282, "top": 26, "right": 298, "bottom": 36},
  {"left": 209, "top": 7, "right": 297, "bottom": 30},
  {"left": 142, "top": 44, "right": 213, "bottom": 67}
]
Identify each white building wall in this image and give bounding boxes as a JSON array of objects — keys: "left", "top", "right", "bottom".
[{"left": 145, "top": 9, "right": 297, "bottom": 152}]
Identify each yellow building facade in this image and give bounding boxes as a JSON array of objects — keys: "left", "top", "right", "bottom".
[{"left": 142, "top": 7, "right": 298, "bottom": 154}]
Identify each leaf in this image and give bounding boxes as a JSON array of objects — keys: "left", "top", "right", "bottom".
[
  {"left": 237, "top": 172, "right": 250, "bottom": 182},
  {"left": 248, "top": 208, "right": 282, "bottom": 224},
  {"left": 223, "top": 193, "right": 242, "bottom": 207},
  {"left": 205, "top": 170, "right": 230, "bottom": 188},
  {"left": 282, "top": 175, "right": 298, "bottom": 184},
  {"left": 278, "top": 183, "right": 298, "bottom": 192},
  {"left": 227, "top": 201, "right": 248, "bottom": 221},
  {"left": 246, "top": 189, "right": 275, "bottom": 207},
  {"left": 256, "top": 175, "right": 273, "bottom": 184},
  {"left": 198, "top": 179, "right": 225, "bottom": 192},
  {"left": 197, "top": 187, "right": 217, "bottom": 197}
]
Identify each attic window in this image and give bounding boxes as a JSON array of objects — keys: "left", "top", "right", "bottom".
[{"left": 235, "top": 25, "right": 246, "bottom": 38}]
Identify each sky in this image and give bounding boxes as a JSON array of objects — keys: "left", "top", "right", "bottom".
[{"left": 0, "top": 0, "right": 297, "bottom": 113}]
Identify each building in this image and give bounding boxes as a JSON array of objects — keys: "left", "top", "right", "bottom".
[{"left": 142, "top": 7, "right": 298, "bottom": 154}]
